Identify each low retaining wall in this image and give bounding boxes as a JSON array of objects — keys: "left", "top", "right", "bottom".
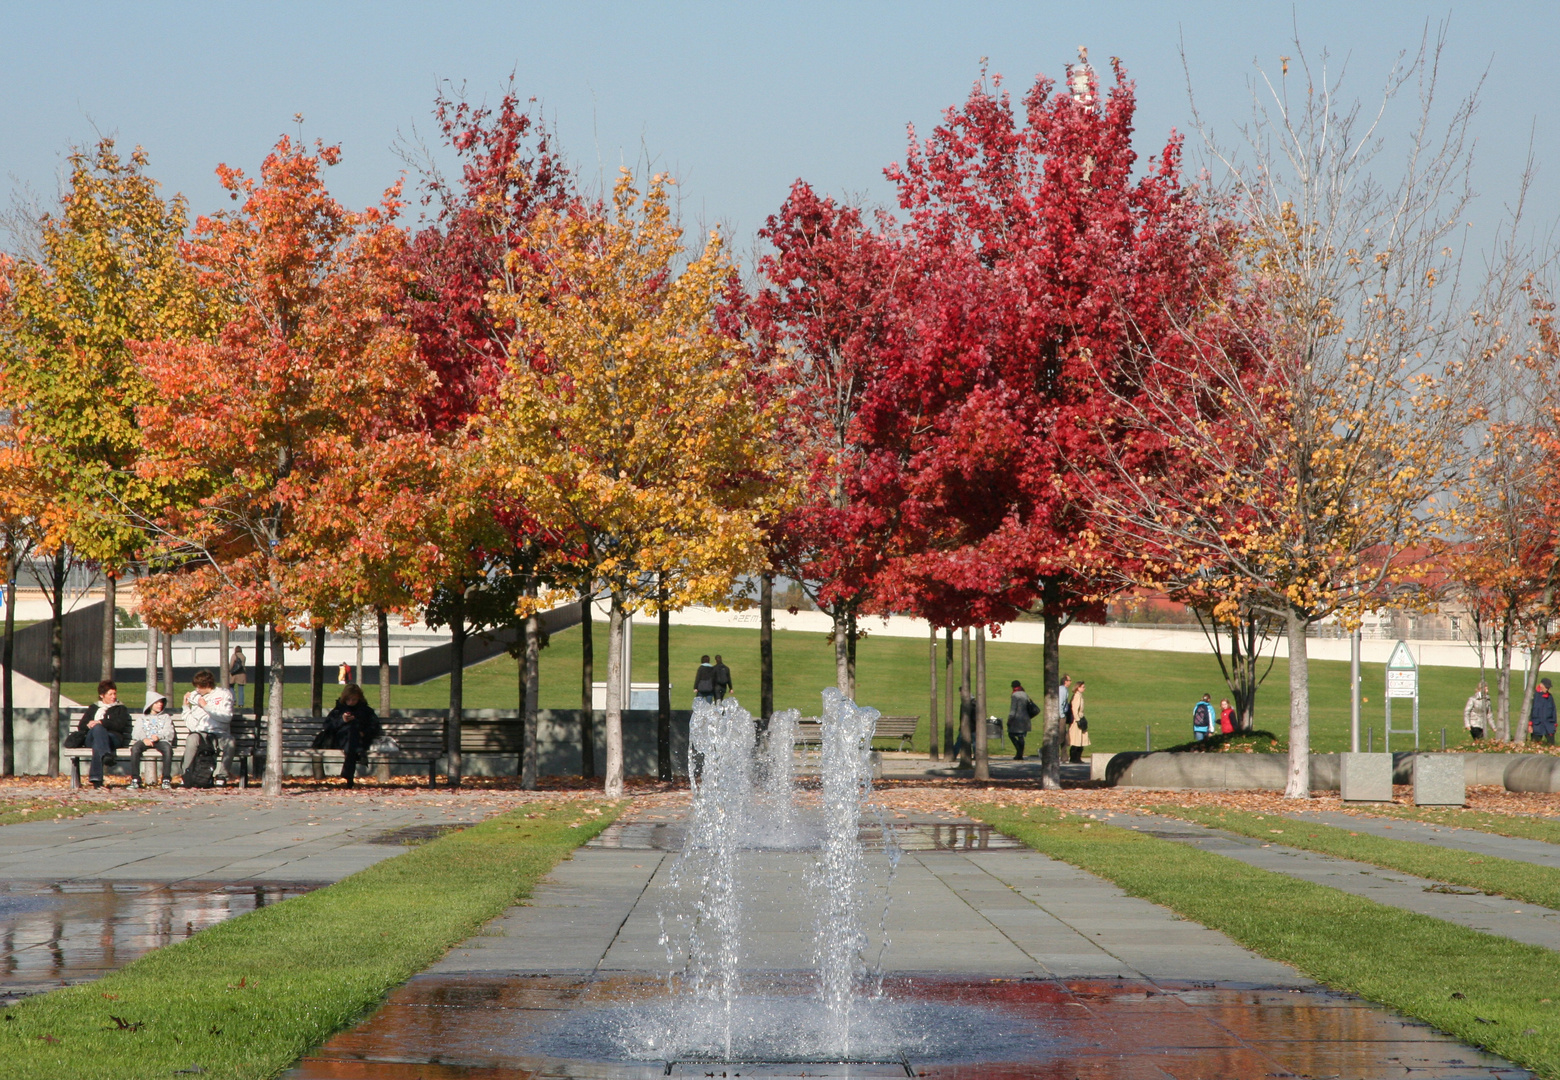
[
  {"left": 1093, "top": 749, "right": 1554, "bottom": 792},
  {"left": 1503, "top": 756, "right": 1560, "bottom": 793}
]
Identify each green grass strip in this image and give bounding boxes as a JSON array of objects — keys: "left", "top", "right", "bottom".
[
  {"left": 0, "top": 799, "right": 623, "bottom": 1080},
  {"left": 1356, "top": 804, "right": 1560, "bottom": 846},
  {"left": 0, "top": 797, "right": 137, "bottom": 827},
  {"left": 969, "top": 803, "right": 1560, "bottom": 1079},
  {"left": 1150, "top": 804, "right": 1560, "bottom": 911}
]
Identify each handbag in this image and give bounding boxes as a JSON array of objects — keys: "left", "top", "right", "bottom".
[
  {"left": 368, "top": 735, "right": 400, "bottom": 755},
  {"left": 64, "top": 729, "right": 86, "bottom": 749}
]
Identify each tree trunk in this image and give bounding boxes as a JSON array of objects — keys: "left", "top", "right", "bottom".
[
  {"left": 1517, "top": 645, "right": 1542, "bottom": 745},
  {"left": 1495, "top": 619, "right": 1514, "bottom": 742},
  {"left": 218, "top": 621, "right": 230, "bottom": 691},
  {"left": 1041, "top": 610, "right": 1062, "bottom": 790},
  {"left": 145, "top": 625, "right": 157, "bottom": 702},
  {"left": 447, "top": 593, "right": 466, "bottom": 787},
  {"left": 927, "top": 624, "right": 939, "bottom": 761},
  {"left": 263, "top": 623, "right": 285, "bottom": 795},
  {"left": 958, "top": 628, "right": 972, "bottom": 769},
  {"left": 943, "top": 627, "right": 955, "bottom": 758},
  {"left": 760, "top": 573, "right": 774, "bottom": 726},
  {"left": 310, "top": 625, "right": 325, "bottom": 714},
  {"left": 846, "top": 608, "right": 858, "bottom": 700},
  {"left": 1284, "top": 608, "right": 1311, "bottom": 799},
  {"left": 1, "top": 548, "right": 16, "bottom": 776},
  {"left": 657, "top": 579, "right": 671, "bottom": 781},
  {"left": 101, "top": 571, "right": 116, "bottom": 681},
  {"left": 580, "top": 591, "right": 595, "bottom": 778},
  {"left": 377, "top": 607, "right": 391, "bottom": 716},
  {"left": 833, "top": 608, "right": 850, "bottom": 694},
  {"left": 47, "top": 550, "right": 64, "bottom": 777},
  {"left": 974, "top": 626, "right": 988, "bottom": 780},
  {"left": 522, "top": 607, "right": 540, "bottom": 790},
  {"left": 253, "top": 623, "right": 266, "bottom": 751},
  {"left": 604, "top": 593, "right": 626, "bottom": 797},
  {"left": 161, "top": 627, "right": 173, "bottom": 702}
]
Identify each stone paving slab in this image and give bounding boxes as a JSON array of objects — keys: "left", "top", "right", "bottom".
[
  {"left": 1109, "top": 813, "right": 1560, "bottom": 951},
  {"left": 0, "top": 797, "right": 489, "bottom": 884}
]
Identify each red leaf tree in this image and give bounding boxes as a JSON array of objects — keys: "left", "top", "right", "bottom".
[{"left": 863, "top": 55, "right": 1215, "bottom": 785}]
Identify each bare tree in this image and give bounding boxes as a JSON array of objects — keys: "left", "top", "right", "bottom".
[{"left": 1080, "top": 30, "right": 1488, "bottom": 796}]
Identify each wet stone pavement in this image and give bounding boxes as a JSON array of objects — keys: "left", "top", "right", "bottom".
[
  {"left": 287, "top": 806, "right": 1533, "bottom": 1079},
  {"left": 0, "top": 793, "right": 494, "bottom": 1000}
]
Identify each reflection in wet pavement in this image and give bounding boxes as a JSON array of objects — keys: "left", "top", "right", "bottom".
[
  {"left": 286, "top": 974, "right": 1535, "bottom": 1079},
  {"left": 0, "top": 880, "right": 315, "bottom": 1003},
  {"left": 587, "top": 820, "right": 1025, "bottom": 853}
]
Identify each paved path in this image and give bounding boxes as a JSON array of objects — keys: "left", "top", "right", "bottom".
[
  {"left": 430, "top": 806, "right": 1303, "bottom": 983},
  {"left": 0, "top": 795, "right": 494, "bottom": 884},
  {"left": 1293, "top": 810, "right": 1560, "bottom": 869},
  {"left": 1108, "top": 812, "right": 1560, "bottom": 952}
]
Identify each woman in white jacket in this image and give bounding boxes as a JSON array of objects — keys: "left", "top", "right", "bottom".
[{"left": 183, "top": 669, "right": 238, "bottom": 784}]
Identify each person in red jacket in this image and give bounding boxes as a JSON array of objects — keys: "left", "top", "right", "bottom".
[{"left": 1219, "top": 699, "right": 1236, "bottom": 736}]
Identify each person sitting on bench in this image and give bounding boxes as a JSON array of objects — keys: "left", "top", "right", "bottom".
[
  {"left": 322, "top": 683, "right": 382, "bottom": 787},
  {"left": 128, "top": 693, "right": 176, "bottom": 790},
  {"left": 183, "top": 669, "right": 238, "bottom": 785},
  {"left": 75, "top": 680, "right": 133, "bottom": 788}
]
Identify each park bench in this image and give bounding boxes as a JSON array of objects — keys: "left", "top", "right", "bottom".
[
  {"left": 793, "top": 715, "right": 919, "bottom": 753},
  {"left": 63, "top": 712, "right": 255, "bottom": 789},
  {"left": 264, "top": 714, "right": 444, "bottom": 787}
]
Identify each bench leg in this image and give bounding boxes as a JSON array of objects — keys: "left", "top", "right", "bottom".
[
  {"left": 375, "top": 760, "right": 390, "bottom": 783},
  {"left": 428, "top": 760, "right": 436, "bottom": 789},
  {"left": 69, "top": 757, "right": 80, "bottom": 790},
  {"left": 311, "top": 757, "right": 325, "bottom": 782}
]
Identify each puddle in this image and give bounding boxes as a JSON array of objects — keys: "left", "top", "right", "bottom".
[
  {"left": 0, "top": 880, "right": 316, "bottom": 1003},
  {"left": 287, "top": 973, "right": 1536, "bottom": 1078}
]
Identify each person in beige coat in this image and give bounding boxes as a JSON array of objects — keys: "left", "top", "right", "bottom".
[{"left": 1067, "top": 680, "right": 1091, "bottom": 763}]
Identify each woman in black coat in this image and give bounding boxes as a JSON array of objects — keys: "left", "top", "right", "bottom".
[
  {"left": 324, "top": 683, "right": 382, "bottom": 786},
  {"left": 1007, "top": 680, "right": 1038, "bottom": 761}
]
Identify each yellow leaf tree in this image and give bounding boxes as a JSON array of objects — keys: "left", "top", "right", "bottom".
[{"left": 487, "top": 171, "right": 778, "bottom": 796}]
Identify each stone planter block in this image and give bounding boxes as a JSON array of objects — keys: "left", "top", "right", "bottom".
[
  {"left": 1413, "top": 754, "right": 1465, "bottom": 806},
  {"left": 1340, "top": 752, "right": 1393, "bottom": 802}
]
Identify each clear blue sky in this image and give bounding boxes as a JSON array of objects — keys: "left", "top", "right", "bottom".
[{"left": 2, "top": 2, "right": 1555, "bottom": 255}]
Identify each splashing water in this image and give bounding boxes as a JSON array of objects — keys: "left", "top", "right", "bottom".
[{"left": 640, "top": 691, "right": 900, "bottom": 1063}]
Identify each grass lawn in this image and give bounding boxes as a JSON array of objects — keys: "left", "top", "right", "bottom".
[
  {"left": 970, "top": 803, "right": 1560, "bottom": 1079},
  {"left": 1357, "top": 805, "right": 1560, "bottom": 846},
  {"left": 0, "top": 797, "right": 137, "bottom": 827},
  {"left": 0, "top": 799, "right": 622, "bottom": 1080},
  {"left": 1150, "top": 804, "right": 1560, "bottom": 911},
  {"left": 73, "top": 623, "right": 1558, "bottom": 758}
]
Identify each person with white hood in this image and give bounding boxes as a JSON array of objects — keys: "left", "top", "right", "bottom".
[
  {"left": 183, "top": 668, "right": 238, "bottom": 785},
  {"left": 129, "top": 692, "right": 176, "bottom": 789}
]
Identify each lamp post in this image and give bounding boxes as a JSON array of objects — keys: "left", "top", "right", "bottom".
[{"left": 1350, "top": 627, "right": 1361, "bottom": 753}]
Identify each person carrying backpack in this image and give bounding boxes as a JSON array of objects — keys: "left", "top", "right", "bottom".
[
  {"left": 1007, "top": 680, "right": 1039, "bottom": 760},
  {"left": 692, "top": 655, "right": 717, "bottom": 705},
  {"left": 1192, "top": 694, "right": 1214, "bottom": 742}
]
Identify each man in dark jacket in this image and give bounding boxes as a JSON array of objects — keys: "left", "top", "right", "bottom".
[
  {"left": 1531, "top": 678, "right": 1558, "bottom": 746},
  {"left": 76, "top": 680, "right": 133, "bottom": 788},
  {"left": 693, "top": 656, "right": 716, "bottom": 705},
  {"left": 712, "top": 655, "right": 732, "bottom": 701},
  {"left": 1007, "top": 680, "right": 1038, "bottom": 760}
]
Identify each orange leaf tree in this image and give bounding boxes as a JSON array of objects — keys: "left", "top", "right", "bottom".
[{"left": 133, "top": 136, "right": 431, "bottom": 795}]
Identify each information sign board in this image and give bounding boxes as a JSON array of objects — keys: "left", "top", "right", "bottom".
[{"left": 1386, "top": 670, "right": 1417, "bottom": 698}]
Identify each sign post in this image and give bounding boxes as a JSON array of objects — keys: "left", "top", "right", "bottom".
[{"left": 1385, "top": 640, "right": 1419, "bottom": 751}]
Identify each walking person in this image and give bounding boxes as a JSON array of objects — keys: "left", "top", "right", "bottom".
[
  {"left": 1007, "top": 679, "right": 1038, "bottom": 760},
  {"left": 1058, "top": 674, "right": 1073, "bottom": 728},
  {"left": 75, "top": 680, "right": 133, "bottom": 788},
  {"left": 1218, "top": 698, "right": 1236, "bottom": 736},
  {"left": 1531, "top": 677, "right": 1557, "bottom": 746},
  {"left": 692, "top": 655, "right": 716, "bottom": 705},
  {"left": 183, "top": 669, "right": 238, "bottom": 785},
  {"left": 228, "top": 645, "right": 246, "bottom": 710},
  {"left": 1067, "top": 680, "right": 1090, "bottom": 764},
  {"left": 1191, "top": 694, "right": 1214, "bottom": 741},
  {"left": 1464, "top": 680, "right": 1492, "bottom": 742},
  {"left": 128, "top": 692, "right": 176, "bottom": 790},
  {"left": 712, "top": 655, "right": 732, "bottom": 701},
  {"left": 323, "top": 683, "right": 382, "bottom": 787}
]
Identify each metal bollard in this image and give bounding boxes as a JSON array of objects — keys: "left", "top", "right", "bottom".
[
  {"left": 1145, "top": 725, "right": 1152, "bottom": 752},
  {"left": 1367, "top": 726, "right": 1373, "bottom": 753},
  {"left": 1441, "top": 727, "right": 1446, "bottom": 751}
]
